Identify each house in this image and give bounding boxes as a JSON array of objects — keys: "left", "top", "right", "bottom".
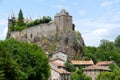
[
  {"left": 50, "top": 61, "right": 65, "bottom": 70},
  {"left": 83, "top": 65, "right": 111, "bottom": 80},
  {"left": 71, "top": 60, "right": 94, "bottom": 68},
  {"left": 49, "top": 54, "right": 70, "bottom": 80},
  {"left": 96, "top": 61, "right": 114, "bottom": 67},
  {"left": 49, "top": 58, "right": 71, "bottom": 80},
  {"left": 50, "top": 68, "right": 71, "bottom": 80},
  {"left": 50, "top": 58, "right": 66, "bottom": 66},
  {"left": 51, "top": 52, "right": 68, "bottom": 62}
]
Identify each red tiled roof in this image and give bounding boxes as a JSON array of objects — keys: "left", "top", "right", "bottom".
[
  {"left": 50, "top": 62, "right": 65, "bottom": 67},
  {"left": 52, "top": 68, "right": 70, "bottom": 74},
  {"left": 71, "top": 60, "right": 94, "bottom": 65},
  {"left": 96, "top": 61, "right": 114, "bottom": 66},
  {"left": 83, "top": 65, "right": 111, "bottom": 71},
  {"left": 50, "top": 58, "right": 65, "bottom": 62}
]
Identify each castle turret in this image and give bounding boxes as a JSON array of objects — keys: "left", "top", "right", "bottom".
[
  {"left": 54, "top": 9, "right": 72, "bottom": 31},
  {"left": 7, "top": 11, "right": 16, "bottom": 38}
]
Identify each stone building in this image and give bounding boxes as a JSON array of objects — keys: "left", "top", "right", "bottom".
[
  {"left": 54, "top": 9, "right": 73, "bottom": 31},
  {"left": 83, "top": 65, "right": 111, "bottom": 80}
]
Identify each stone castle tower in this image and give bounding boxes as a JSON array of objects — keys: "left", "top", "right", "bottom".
[
  {"left": 54, "top": 9, "right": 73, "bottom": 31},
  {"left": 7, "top": 11, "right": 16, "bottom": 38}
]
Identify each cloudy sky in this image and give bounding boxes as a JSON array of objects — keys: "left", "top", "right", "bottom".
[{"left": 0, "top": 0, "right": 120, "bottom": 46}]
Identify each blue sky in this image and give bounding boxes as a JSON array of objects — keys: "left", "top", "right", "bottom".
[{"left": 0, "top": 0, "right": 120, "bottom": 46}]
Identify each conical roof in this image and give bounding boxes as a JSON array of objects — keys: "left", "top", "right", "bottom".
[
  {"left": 8, "top": 10, "right": 15, "bottom": 19},
  {"left": 55, "top": 9, "right": 69, "bottom": 16}
]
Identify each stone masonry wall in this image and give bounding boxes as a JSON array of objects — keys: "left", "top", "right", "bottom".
[{"left": 10, "top": 22, "right": 57, "bottom": 42}]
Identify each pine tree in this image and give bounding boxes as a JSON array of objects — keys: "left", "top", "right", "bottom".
[{"left": 17, "top": 9, "right": 25, "bottom": 27}]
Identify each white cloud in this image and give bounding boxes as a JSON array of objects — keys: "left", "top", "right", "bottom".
[
  {"left": 74, "top": 15, "right": 120, "bottom": 46},
  {"left": 100, "top": 1, "right": 113, "bottom": 7}
]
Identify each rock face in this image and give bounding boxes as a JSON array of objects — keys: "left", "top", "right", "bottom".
[
  {"left": 7, "top": 9, "right": 84, "bottom": 59},
  {"left": 34, "top": 27, "right": 84, "bottom": 59}
]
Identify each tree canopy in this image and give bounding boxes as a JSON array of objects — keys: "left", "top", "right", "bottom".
[
  {"left": 0, "top": 39, "right": 50, "bottom": 80},
  {"left": 83, "top": 35, "right": 120, "bottom": 67},
  {"left": 70, "top": 68, "right": 92, "bottom": 80}
]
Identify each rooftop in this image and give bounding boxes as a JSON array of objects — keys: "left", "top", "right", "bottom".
[
  {"left": 71, "top": 60, "right": 94, "bottom": 65},
  {"left": 52, "top": 68, "right": 70, "bottom": 74},
  {"left": 96, "top": 61, "right": 114, "bottom": 66},
  {"left": 83, "top": 65, "right": 111, "bottom": 71},
  {"left": 55, "top": 9, "right": 70, "bottom": 16},
  {"left": 50, "top": 61, "right": 65, "bottom": 67}
]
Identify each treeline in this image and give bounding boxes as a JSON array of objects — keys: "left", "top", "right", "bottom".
[
  {"left": 10, "top": 9, "right": 52, "bottom": 31},
  {"left": 83, "top": 35, "right": 120, "bottom": 67}
]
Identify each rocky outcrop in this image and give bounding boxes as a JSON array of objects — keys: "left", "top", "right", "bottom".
[{"left": 33, "top": 27, "right": 84, "bottom": 59}]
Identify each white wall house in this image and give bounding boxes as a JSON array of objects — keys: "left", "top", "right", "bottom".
[
  {"left": 50, "top": 68, "right": 70, "bottom": 80},
  {"left": 52, "top": 52, "right": 67, "bottom": 62}
]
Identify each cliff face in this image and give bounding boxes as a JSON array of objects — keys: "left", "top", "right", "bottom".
[
  {"left": 31, "top": 27, "right": 84, "bottom": 59},
  {"left": 8, "top": 24, "right": 84, "bottom": 59}
]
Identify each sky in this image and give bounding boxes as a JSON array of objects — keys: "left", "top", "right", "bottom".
[{"left": 0, "top": 0, "right": 120, "bottom": 46}]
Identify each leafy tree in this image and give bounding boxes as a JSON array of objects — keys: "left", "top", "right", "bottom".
[
  {"left": 96, "top": 68, "right": 120, "bottom": 80},
  {"left": 0, "top": 39, "right": 50, "bottom": 80},
  {"left": 65, "top": 60, "right": 75, "bottom": 72},
  {"left": 71, "top": 68, "right": 91, "bottom": 80},
  {"left": 96, "top": 72, "right": 114, "bottom": 80},
  {"left": 42, "top": 16, "right": 52, "bottom": 23},
  {"left": 115, "top": 35, "right": 120, "bottom": 47}
]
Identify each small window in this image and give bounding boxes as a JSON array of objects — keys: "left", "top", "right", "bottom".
[{"left": 31, "top": 34, "right": 32, "bottom": 38}]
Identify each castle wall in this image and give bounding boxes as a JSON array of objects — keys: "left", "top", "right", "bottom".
[{"left": 10, "top": 23, "right": 57, "bottom": 41}]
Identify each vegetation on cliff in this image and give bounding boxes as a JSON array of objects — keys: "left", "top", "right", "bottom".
[
  {"left": 27, "top": 16, "right": 52, "bottom": 27},
  {"left": 0, "top": 39, "right": 50, "bottom": 80},
  {"left": 10, "top": 9, "right": 52, "bottom": 31}
]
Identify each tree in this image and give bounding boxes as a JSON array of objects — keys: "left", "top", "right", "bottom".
[
  {"left": 16, "top": 9, "right": 26, "bottom": 31},
  {"left": 96, "top": 72, "right": 114, "bottom": 80},
  {"left": 96, "top": 68, "right": 120, "bottom": 80},
  {"left": 71, "top": 68, "right": 92, "bottom": 80},
  {"left": 115, "top": 35, "right": 120, "bottom": 47},
  {"left": 0, "top": 39, "right": 50, "bottom": 80},
  {"left": 17, "top": 9, "right": 25, "bottom": 26},
  {"left": 64, "top": 60, "right": 75, "bottom": 72}
]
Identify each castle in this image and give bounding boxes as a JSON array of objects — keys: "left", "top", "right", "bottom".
[
  {"left": 7, "top": 9, "right": 74, "bottom": 41},
  {"left": 7, "top": 9, "right": 84, "bottom": 58}
]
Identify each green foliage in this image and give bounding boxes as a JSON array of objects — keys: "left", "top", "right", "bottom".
[
  {"left": 115, "top": 35, "right": 120, "bottom": 47},
  {"left": 83, "top": 37, "right": 120, "bottom": 67},
  {"left": 27, "top": 16, "right": 52, "bottom": 27},
  {"left": 109, "top": 63, "right": 118, "bottom": 71},
  {"left": 96, "top": 72, "right": 114, "bottom": 80},
  {"left": 71, "top": 68, "right": 92, "bottom": 80},
  {"left": 96, "top": 68, "right": 120, "bottom": 80},
  {"left": 0, "top": 39, "right": 50, "bottom": 80},
  {"left": 10, "top": 22, "right": 15, "bottom": 31},
  {"left": 65, "top": 60, "right": 76, "bottom": 72},
  {"left": 17, "top": 9, "right": 25, "bottom": 27}
]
